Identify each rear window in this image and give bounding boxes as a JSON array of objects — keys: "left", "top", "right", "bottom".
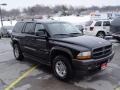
[
  {"left": 13, "top": 22, "right": 25, "bottom": 33},
  {"left": 103, "top": 21, "right": 110, "bottom": 26},
  {"left": 24, "top": 23, "right": 35, "bottom": 34},
  {"left": 85, "top": 21, "right": 93, "bottom": 26}
]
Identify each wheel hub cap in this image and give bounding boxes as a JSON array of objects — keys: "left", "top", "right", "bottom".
[{"left": 55, "top": 61, "right": 67, "bottom": 77}]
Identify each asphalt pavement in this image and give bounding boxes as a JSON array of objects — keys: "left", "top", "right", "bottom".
[{"left": 0, "top": 38, "right": 120, "bottom": 90}]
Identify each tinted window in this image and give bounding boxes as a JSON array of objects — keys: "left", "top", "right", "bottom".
[
  {"left": 95, "top": 21, "right": 102, "bottom": 26},
  {"left": 103, "top": 21, "right": 110, "bottom": 26},
  {"left": 35, "top": 24, "right": 45, "bottom": 32},
  {"left": 24, "top": 23, "right": 35, "bottom": 34},
  {"left": 13, "top": 22, "right": 25, "bottom": 33}
]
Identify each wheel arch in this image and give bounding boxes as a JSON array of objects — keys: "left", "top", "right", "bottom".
[
  {"left": 97, "top": 31, "right": 106, "bottom": 34},
  {"left": 12, "top": 40, "right": 20, "bottom": 46},
  {"left": 96, "top": 31, "right": 106, "bottom": 36},
  {"left": 50, "top": 46, "right": 73, "bottom": 65}
]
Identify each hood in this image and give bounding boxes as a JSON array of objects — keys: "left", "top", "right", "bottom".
[{"left": 55, "top": 36, "right": 111, "bottom": 49}]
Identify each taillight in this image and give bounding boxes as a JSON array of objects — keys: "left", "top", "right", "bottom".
[{"left": 90, "top": 27, "right": 94, "bottom": 31}]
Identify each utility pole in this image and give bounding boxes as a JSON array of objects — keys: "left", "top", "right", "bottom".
[
  {"left": 0, "top": 6, "right": 3, "bottom": 28},
  {"left": 0, "top": 3, "right": 7, "bottom": 29}
]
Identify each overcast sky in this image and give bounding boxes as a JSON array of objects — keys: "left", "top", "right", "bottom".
[{"left": 1, "top": 0, "right": 120, "bottom": 10}]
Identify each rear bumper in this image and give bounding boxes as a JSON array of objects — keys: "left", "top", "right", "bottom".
[{"left": 72, "top": 52, "right": 114, "bottom": 73}]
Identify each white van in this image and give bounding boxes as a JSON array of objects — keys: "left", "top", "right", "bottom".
[{"left": 84, "top": 20, "right": 111, "bottom": 38}]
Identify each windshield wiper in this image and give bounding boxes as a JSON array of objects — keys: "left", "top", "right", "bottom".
[
  {"left": 54, "top": 34, "right": 71, "bottom": 36},
  {"left": 70, "top": 33, "right": 82, "bottom": 35},
  {"left": 54, "top": 33, "right": 82, "bottom": 37},
  {"left": 70, "top": 33, "right": 81, "bottom": 34}
]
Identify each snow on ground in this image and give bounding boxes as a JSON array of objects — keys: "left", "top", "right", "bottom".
[
  {"left": 52, "top": 15, "right": 91, "bottom": 25},
  {"left": 0, "top": 20, "right": 17, "bottom": 28}
]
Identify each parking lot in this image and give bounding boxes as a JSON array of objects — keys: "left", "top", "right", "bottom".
[{"left": 0, "top": 38, "right": 120, "bottom": 90}]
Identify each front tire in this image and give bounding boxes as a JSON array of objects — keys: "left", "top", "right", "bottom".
[
  {"left": 52, "top": 55, "right": 73, "bottom": 81},
  {"left": 13, "top": 44, "right": 24, "bottom": 61}
]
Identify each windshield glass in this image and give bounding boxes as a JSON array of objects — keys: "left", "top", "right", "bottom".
[
  {"left": 85, "top": 21, "right": 93, "bottom": 26},
  {"left": 47, "top": 22, "right": 82, "bottom": 37}
]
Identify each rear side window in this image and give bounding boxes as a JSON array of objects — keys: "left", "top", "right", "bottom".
[
  {"left": 24, "top": 23, "right": 35, "bottom": 34},
  {"left": 103, "top": 21, "right": 110, "bottom": 26},
  {"left": 95, "top": 21, "right": 102, "bottom": 26},
  {"left": 13, "top": 22, "right": 25, "bottom": 33},
  {"left": 35, "top": 24, "right": 46, "bottom": 36},
  {"left": 35, "top": 24, "right": 45, "bottom": 32}
]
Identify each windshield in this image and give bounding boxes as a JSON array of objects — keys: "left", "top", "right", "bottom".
[
  {"left": 85, "top": 21, "right": 93, "bottom": 26},
  {"left": 47, "top": 22, "right": 82, "bottom": 37}
]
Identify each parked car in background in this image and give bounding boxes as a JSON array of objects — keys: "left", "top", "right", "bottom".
[
  {"left": 110, "top": 17, "right": 120, "bottom": 41},
  {"left": 7, "top": 29, "right": 13, "bottom": 36},
  {"left": 11, "top": 20, "right": 114, "bottom": 81},
  {"left": 1, "top": 26, "right": 14, "bottom": 37},
  {"left": 84, "top": 20, "right": 111, "bottom": 38}
]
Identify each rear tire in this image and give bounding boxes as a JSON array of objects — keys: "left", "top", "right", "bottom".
[
  {"left": 13, "top": 44, "right": 24, "bottom": 61},
  {"left": 97, "top": 32, "right": 105, "bottom": 38},
  {"left": 52, "top": 55, "right": 73, "bottom": 81}
]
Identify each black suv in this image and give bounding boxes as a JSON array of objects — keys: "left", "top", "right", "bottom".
[
  {"left": 110, "top": 17, "right": 120, "bottom": 41},
  {"left": 11, "top": 20, "right": 114, "bottom": 80}
]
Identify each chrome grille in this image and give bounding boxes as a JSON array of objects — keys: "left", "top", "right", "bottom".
[{"left": 93, "top": 45, "right": 112, "bottom": 59}]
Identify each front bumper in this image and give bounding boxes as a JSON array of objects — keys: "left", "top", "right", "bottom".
[{"left": 72, "top": 52, "right": 114, "bottom": 73}]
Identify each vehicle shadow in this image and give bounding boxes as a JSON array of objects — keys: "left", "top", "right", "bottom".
[
  {"left": 72, "top": 71, "right": 102, "bottom": 83},
  {"left": 22, "top": 57, "right": 100, "bottom": 83},
  {"left": 23, "top": 57, "right": 52, "bottom": 74}
]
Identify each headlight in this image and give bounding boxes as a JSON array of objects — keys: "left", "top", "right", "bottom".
[{"left": 76, "top": 51, "right": 91, "bottom": 60}]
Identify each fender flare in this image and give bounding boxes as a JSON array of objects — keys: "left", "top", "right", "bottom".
[{"left": 50, "top": 46, "right": 73, "bottom": 60}]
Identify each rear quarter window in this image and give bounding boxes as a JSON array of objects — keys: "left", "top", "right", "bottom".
[
  {"left": 13, "top": 22, "right": 25, "bottom": 33},
  {"left": 24, "top": 22, "right": 35, "bottom": 34}
]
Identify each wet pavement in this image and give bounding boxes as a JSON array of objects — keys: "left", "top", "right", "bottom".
[{"left": 0, "top": 38, "right": 120, "bottom": 90}]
